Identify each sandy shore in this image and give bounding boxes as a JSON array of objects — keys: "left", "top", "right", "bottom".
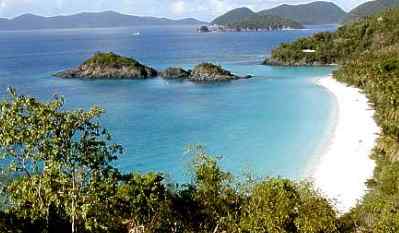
[{"left": 312, "top": 75, "right": 380, "bottom": 213}]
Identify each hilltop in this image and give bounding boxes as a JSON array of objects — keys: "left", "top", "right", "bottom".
[
  {"left": 211, "top": 7, "right": 256, "bottom": 25},
  {"left": 343, "top": 0, "right": 399, "bottom": 23},
  {"left": 210, "top": 7, "right": 303, "bottom": 31},
  {"left": 211, "top": 1, "right": 346, "bottom": 27},
  {"left": 0, "top": 11, "right": 206, "bottom": 30},
  {"left": 258, "top": 1, "right": 346, "bottom": 25},
  {"left": 55, "top": 52, "right": 158, "bottom": 79}
]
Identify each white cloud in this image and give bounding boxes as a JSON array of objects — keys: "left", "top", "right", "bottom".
[{"left": 171, "top": 0, "right": 185, "bottom": 15}]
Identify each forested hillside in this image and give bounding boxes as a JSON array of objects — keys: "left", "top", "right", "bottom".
[
  {"left": 220, "top": 14, "right": 304, "bottom": 30},
  {"left": 265, "top": 8, "right": 399, "bottom": 66},
  {"left": 265, "top": 7, "right": 399, "bottom": 232},
  {"left": 211, "top": 7, "right": 256, "bottom": 25},
  {"left": 344, "top": 0, "right": 399, "bottom": 23},
  {"left": 258, "top": 1, "right": 346, "bottom": 24}
]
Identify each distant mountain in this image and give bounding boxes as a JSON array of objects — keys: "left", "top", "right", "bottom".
[
  {"left": 221, "top": 14, "right": 304, "bottom": 30},
  {"left": 211, "top": 7, "right": 256, "bottom": 25},
  {"left": 258, "top": 1, "right": 346, "bottom": 24},
  {"left": 0, "top": 11, "right": 207, "bottom": 30},
  {"left": 343, "top": 0, "right": 399, "bottom": 23},
  {"left": 210, "top": 7, "right": 304, "bottom": 30}
]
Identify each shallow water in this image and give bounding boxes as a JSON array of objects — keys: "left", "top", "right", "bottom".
[{"left": 0, "top": 25, "right": 336, "bottom": 182}]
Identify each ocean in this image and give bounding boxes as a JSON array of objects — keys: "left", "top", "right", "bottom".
[{"left": 0, "top": 25, "right": 337, "bottom": 182}]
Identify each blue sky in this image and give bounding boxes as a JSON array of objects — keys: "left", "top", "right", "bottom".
[{"left": 0, "top": 0, "right": 370, "bottom": 20}]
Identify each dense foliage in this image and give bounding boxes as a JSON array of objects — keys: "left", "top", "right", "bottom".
[
  {"left": 211, "top": 7, "right": 303, "bottom": 30},
  {"left": 224, "top": 15, "right": 303, "bottom": 30},
  {"left": 83, "top": 52, "right": 146, "bottom": 69},
  {"left": 212, "top": 2, "right": 346, "bottom": 26},
  {"left": 265, "top": 8, "right": 399, "bottom": 66},
  {"left": 343, "top": 0, "right": 399, "bottom": 23},
  {"left": 258, "top": 1, "right": 346, "bottom": 25},
  {"left": 266, "top": 6, "right": 399, "bottom": 232},
  {"left": 211, "top": 7, "right": 256, "bottom": 25},
  {"left": 0, "top": 91, "right": 341, "bottom": 233},
  {"left": 334, "top": 45, "right": 399, "bottom": 233}
]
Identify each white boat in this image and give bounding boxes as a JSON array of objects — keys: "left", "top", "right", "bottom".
[{"left": 132, "top": 32, "right": 141, "bottom": 36}]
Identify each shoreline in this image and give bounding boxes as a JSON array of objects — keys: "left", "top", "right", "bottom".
[{"left": 310, "top": 75, "right": 380, "bottom": 213}]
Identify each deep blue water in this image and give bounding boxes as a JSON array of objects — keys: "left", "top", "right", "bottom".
[{"left": 0, "top": 25, "right": 336, "bottom": 182}]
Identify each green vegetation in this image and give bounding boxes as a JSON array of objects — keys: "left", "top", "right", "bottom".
[
  {"left": 266, "top": 6, "right": 399, "bottom": 232},
  {"left": 211, "top": 7, "right": 256, "bottom": 25},
  {"left": 81, "top": 52, "right": 158, "bottom": 77},
  {"left": 211, "top": 7, "right": 303, "bottom": 30},
  {"left": 192, "top": 63, "right": 231, "bottom": 76},
  {"left": 333, "top": 45, "right": 399, "bottom": 233},
  {"left": 258, "top": 1, "right": 346, "bottom": 25},
  {"left": 265, "top": 8, "right": 399, "bottom": 65},
  {"left": 0, "top": 90, "right": 340, "bottom": 233},
  {"left": 343, "top": 0, "right": 399, "bottom": 23},
  {"left": 55, "top": 52, "right": 158, "bottom": 79},
  {"left": 224, "top": 15, "right": 304, "bottom": 30},
  {"left": 2, "top": 6, "right": 399, "bottom": 233},
  {"left": 83, "top": 52, "right": 143, "bottom": 69}
]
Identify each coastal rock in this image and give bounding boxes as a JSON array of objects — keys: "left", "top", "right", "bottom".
[
  {"left": 160, "top": 67, "right": 191, "bottom": 79},
  {"left": 198, "top": 25, "right": 210, "bottom": 33},
  {"left": 263, "top": 57, "right": 323, "bottom": 66},
  {"left": 189, "top": 63, "right": 251, "bottom": 81},
  {"left": 55, "top": 52, "right": 158, "bottom": 79}
]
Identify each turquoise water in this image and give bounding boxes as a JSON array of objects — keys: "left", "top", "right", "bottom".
[{"left": 0, "top": 25, "right": 336, "bottom": 182}]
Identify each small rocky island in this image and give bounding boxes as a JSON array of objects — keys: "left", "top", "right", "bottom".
[
  {"left": 55, "top": 52, "right": 251, "bottom": 82},
  {"left": 160, "top": 63, "right": 251, "bottom": 81},
  {"left": 55, "top": 52, "right": 158, "bottom": 79}
]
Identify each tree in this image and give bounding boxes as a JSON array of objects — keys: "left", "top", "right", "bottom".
[
  {"left": 185, "top": 145, "right": 241, "bottom": 233},
  {"left": 240, "top": 179, "right": 338, "bottom": 233},
  {"left": 0, "top": 89, "right": 122, "bottom": 233}
]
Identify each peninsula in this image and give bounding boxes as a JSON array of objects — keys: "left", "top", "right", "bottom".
[{"left": 264, "top": 6, "right": 399, "bottom": 226}]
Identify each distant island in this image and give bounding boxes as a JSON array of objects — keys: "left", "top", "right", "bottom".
[
  {"left": 55, "top": 52, "right": 251, "bottom": 82},
  {"left": 0, "top": 11, "right": 206, "bottom": 31},
  {"left": 208, "top": 7, "right": 304, "bottom": 32},
  {"left": 207, "top": 0, "right": 399, "bottom": 31},
  {"left": 208, "top": 1, "right": 346, "bottom": 32}
]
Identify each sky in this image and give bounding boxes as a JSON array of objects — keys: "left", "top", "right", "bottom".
[{"left": 0, "top": 0, "right": 371, "bottom": 21}]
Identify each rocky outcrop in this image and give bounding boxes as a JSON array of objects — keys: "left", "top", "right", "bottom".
[
  {"left": 55, "top": 52, "right": 158, "bottom": 79},
  {"left": 189, "top": 63, "right": 251, "bottom": 81},
  {"left": 161, "top": 63, "right": 251, "bottom": 82},
  {"left": 160, "top": 67, "right": 191, "bottom": 79},
  {"left": 263, "top": 57, "right": 324, "bottom": 66}
]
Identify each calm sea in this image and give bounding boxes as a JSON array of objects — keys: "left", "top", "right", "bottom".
[{"left": 0, "top": 25, "right": 337, "bottom": 182}]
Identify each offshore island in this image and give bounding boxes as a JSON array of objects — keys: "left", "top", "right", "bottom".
[{"left": 55, "top": 52, "right": 252, "bottom": 81}]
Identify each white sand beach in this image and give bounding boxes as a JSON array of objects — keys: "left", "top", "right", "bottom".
[{"left": 312, "top": 75, "right": 380, "bottom": 213}]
